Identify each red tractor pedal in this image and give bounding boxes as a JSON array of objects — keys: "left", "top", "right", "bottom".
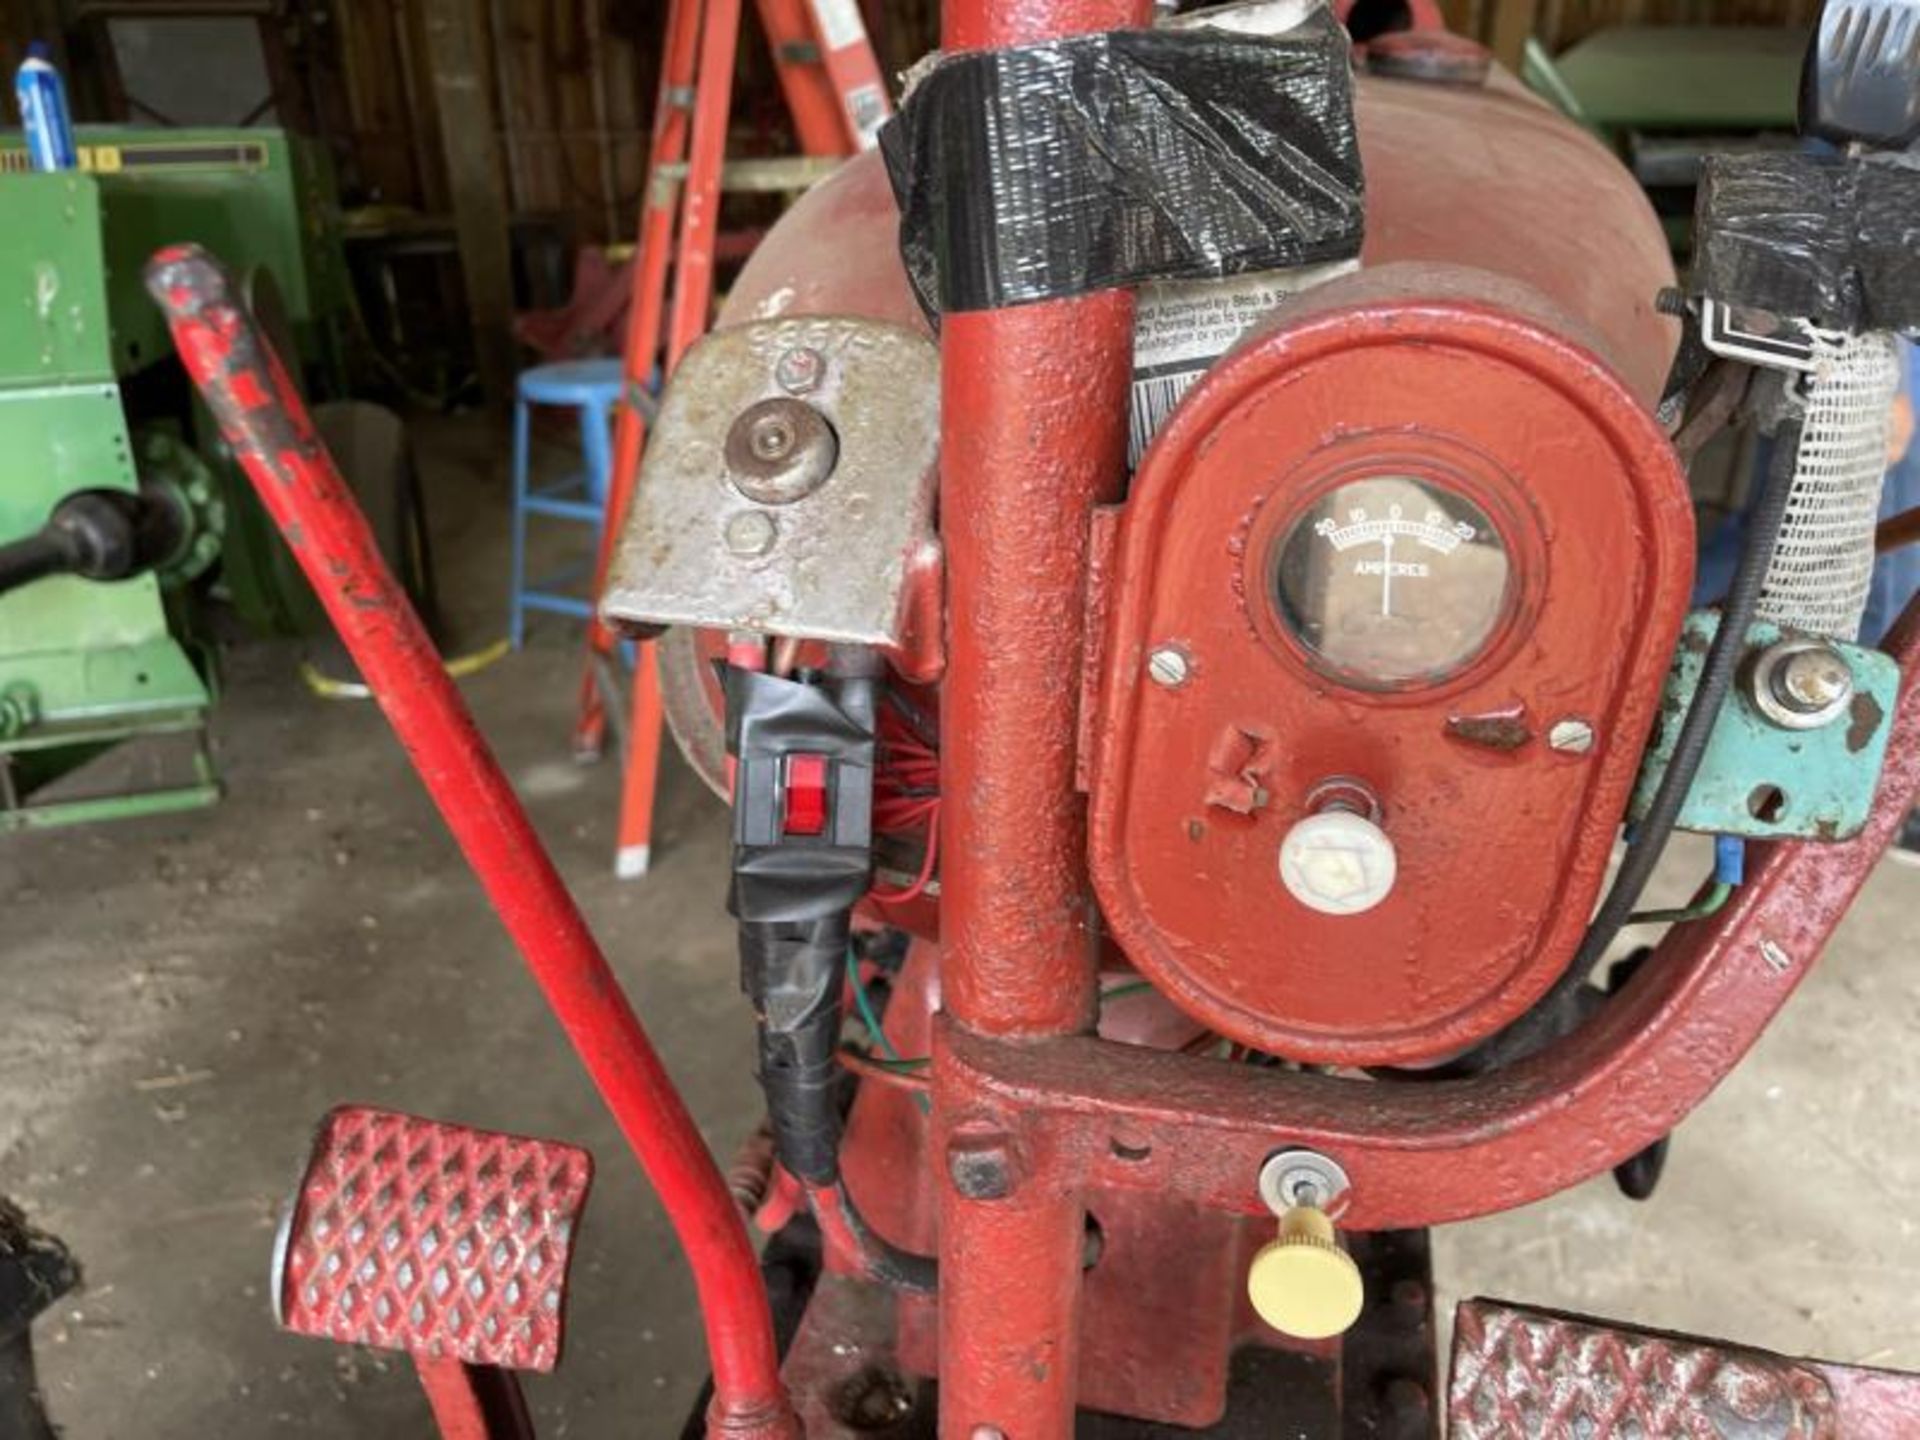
[
  {"left": 1449, "top": 1300, "right": 1920, "bottom": 1437},
  {"left": 273, "top": 1106, "right": 593, "bottom": 1438}
]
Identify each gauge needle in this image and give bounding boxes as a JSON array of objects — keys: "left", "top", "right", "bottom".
[{"left": 1379, "top": 533, "right": 1395, "bottom": 618}]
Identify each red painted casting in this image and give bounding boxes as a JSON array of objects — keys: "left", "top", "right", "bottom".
[
  {"left": 278, "top": 1106, "right": 590, "bottom": 1370},
  {"left": 145, "top": 244, "right": 800, "bottom": 1440},
  {"left": 937, "top": 587, "right": 1920, "bottom": 1234},
  {"left": 1088, "top": 265, "right": 1696, "bottom": 1064}
]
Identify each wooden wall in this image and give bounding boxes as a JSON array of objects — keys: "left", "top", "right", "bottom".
[
  {"left": 329, "top": 0, "right": 667, "bottom": 240},
  {"left": 321, "top": 0, "right": 926, "bottom": 242},
  {"left": 6, "top": 0, "right": 1815, "bottom": 242}
]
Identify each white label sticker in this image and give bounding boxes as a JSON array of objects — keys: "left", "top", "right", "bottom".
[
  {"left": 810, "top": 0, "right": 867, "bottom": 52},
  {"left": 1129, "top": 261, "right": 1355, "bottom": 466}
]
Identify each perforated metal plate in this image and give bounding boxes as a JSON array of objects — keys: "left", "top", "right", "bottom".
[{"left": 273, "top": 1106, "right": 592, "bottom": 1372}]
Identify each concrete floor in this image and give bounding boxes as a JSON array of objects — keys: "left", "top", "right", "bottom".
[{"left": 5, "top": 416, "right": 1919, "bottom": 1437}]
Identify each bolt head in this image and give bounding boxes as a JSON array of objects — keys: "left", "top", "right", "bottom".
[
  {"left": 1548, "top": 718, "right": 1595, "bottom": 754},
  {"left": 1147, "top": 645, "right": 1190, "bottom": 688},
  {"left": 1776, "top": 646, "right": 1852, "bottom": 714},
  {"left": 946, "top": 1130, "right": 1019, "bottom": 1201},
  {"left": 747, "top": 412, "right": 797, "bottom": 461},
  {"left": 774, "top": 346, "right": 826, "bottom": 396},
  {"left": 1752, "top": 638, "right": 1855, "bottom": 730},
  {"left": 723, "top": 509, "right": 778, "bottom": 559},
  {"left": 724, "top": 397, "right": 837, "bottom": 505}
]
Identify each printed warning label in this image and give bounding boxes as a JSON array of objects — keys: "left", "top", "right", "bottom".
[{"left": 1129, "top": 261, "right": 1355, "bottom": 466}]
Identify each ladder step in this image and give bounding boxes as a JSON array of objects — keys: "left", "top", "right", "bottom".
[{"left": 654, "top": 154, "right": 843, "bottom": 194}]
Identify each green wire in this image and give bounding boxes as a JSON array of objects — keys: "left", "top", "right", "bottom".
[
  {"left": 1626, "top": 881, "right": 1733, "bottom": 927},
  {"left": 846, "top": 949, "right": 932, "bottom": 1111},
  {"left": 842, "top": 963, "right": 1161, "bottom": 1075}
]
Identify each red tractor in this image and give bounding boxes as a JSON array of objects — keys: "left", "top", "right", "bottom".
[{"left": 138, "top": 0, "right": 1920, "bottom": 1433}]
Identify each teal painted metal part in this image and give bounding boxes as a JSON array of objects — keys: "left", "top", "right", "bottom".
[{"left": 1630, "top": 610, "right": 1901, "bottom": 842}]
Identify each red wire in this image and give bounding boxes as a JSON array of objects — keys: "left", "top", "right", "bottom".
[
  {"left": 869, "top": 800, "right": 940, "bottom": 904},
  {"left": 869, "top": 700, "right": 940, "bottom": 904}
]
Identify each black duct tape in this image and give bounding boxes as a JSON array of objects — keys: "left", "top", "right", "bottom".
[
  {"left": 1691, "top": 152, "right": 1920, "bottom": 334},
  {"left": 878, "top": 15, "right": 1365, "bottom": 315},
  {"left": 741, "top": 915, "right": 849, "bottom": 1186}
]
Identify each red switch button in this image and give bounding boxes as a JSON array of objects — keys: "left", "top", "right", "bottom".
[{"left": 783, "top": 754, "right": 829, "bottom": 837}]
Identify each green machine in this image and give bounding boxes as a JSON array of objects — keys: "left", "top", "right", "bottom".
[{"left": 0, "top": 128, "right": 417, "bottom": 828}]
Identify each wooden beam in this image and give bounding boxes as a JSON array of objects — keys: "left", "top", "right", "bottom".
[
  {"left": 416, "top": 0, "right": 517, "bottom": 411},
  {"left": 1486, "top": 0, "right": 1538, "bottom": 73}
]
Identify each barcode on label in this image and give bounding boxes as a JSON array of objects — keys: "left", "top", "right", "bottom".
[{"left": 1129, "top": 367, "right": 1203, "bottom": 467}]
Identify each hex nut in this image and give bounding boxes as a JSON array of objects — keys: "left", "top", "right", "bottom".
[
  {"left": 947, "top": 1131, "right": 1019, "bottom": 1201},
  {"left": 723, "top": 509, "right": 778, "bottom": 559},
  {"left": 774, "top": 346, "right": 827, "bottom": 396}
]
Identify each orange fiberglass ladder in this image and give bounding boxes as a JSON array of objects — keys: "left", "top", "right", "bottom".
[{"left": 575, "top": 0, "right": 891, "bottom": 877}]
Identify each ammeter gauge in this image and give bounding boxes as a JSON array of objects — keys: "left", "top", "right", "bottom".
[{"left": 1270, "top": 476, "right": 1511, "bottom": 687}]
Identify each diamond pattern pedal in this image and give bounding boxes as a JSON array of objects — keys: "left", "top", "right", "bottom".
[
  {"left": 274, "top": 1106, "right": 593, "bottom": 1372},
  {"left": 1445, "top": 1299, "right": 1920, "bottom": 1437}
]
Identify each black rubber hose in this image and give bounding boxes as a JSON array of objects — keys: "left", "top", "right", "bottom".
[
  {"left": 0, "top": 488, "right": 186, "bottom": 598},
  {"left": 0, "top": 532, "right": 73, "bottom": 596},
  {"left": 1475, "top": 419, "right": 1805, "bottom": 1067}
]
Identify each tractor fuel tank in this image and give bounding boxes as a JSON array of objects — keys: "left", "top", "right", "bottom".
[
  {"left": 719, "top": 68, "right": 1679, "bottom": 405},
  {"left": 648, "top": 63, "right": 1684, "bottom": 816}
]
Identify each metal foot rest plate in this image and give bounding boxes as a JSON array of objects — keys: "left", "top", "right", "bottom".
[
  {"left": 1449, "top": 1299, "right": 1920, "bottom": 1438},
  {"left": 273, "top": 1106, "right": 592, "bottom": 1372}
]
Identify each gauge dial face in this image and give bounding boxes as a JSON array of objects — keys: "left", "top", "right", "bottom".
[{"left": 1271, "top": 476, "right": 1511, "bottom": 687}]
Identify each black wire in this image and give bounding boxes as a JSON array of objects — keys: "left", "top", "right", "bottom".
[
  {"left": 1474, "top": 418, "right": 1805, "bottom": 1067},
  {"left": 820, "top": 1181, "right": 938, "bottom": 1295}
]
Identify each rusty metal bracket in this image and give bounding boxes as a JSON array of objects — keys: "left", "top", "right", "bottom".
[{"left": 600, "top": 316, "right": 941, "bottom": 647}]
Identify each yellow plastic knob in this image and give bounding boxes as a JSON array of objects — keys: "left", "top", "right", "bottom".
[{"left": 1247, "top": 1205, "right": 1364, "bottom": 1340}]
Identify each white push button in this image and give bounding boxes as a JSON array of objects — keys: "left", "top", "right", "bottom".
[{"left": 1278, "top": 810, "right": 1397, "bottom": 915}]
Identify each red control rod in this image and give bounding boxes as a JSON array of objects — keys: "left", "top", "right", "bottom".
[
  {"left": 144, "top": 244, "right": 799, "bottom": 1440},
  {"left": 933, "top": 2, "right": 1152, "bottom": 1435}
]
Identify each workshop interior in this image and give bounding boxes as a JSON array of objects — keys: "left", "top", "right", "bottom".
[{"left": 3, "top": 0, "right": 1919, "bottom": 1434}]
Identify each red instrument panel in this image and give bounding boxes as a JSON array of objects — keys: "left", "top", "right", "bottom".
[{"left": 1087, "top": 265, "right": 1694, "bottom": 1065}]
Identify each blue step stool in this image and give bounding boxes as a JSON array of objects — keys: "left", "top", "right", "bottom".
[{"left": 509, "top": 358, "right": 627, "bottom": 647}]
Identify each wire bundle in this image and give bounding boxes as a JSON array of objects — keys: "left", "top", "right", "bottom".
[{"left": 869, "top": 698, "right": 941, "bottom": 903}]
